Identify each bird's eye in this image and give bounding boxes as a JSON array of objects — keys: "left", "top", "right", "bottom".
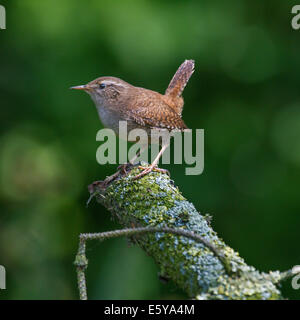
[{"left": 99, "top": 83, "right": 106, "bottom": 89}]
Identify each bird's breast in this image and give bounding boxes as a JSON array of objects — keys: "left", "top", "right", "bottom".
[
  {"left": 97, "top": 105, "right": 138, "bottom": 135},
  {"left": 97, "top": 106, "right": 122, "bottom": 133}
]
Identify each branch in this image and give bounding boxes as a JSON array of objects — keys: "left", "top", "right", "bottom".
[{"left": 74, "top": 164, "right": 294, "bottom": 300}]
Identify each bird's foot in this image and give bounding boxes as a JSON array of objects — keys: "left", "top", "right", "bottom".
[
  {"left": 90, "top": 164, "right": 134, "bottom": 191},
  {"left": 117, "top": 163, "right": 133, "bottom": 175},
  {"left": 101, "top": 163, "right": 134, "bottom": 187},
  {"left": 132, "top": 165, "right": 170, "bottom": 181}
]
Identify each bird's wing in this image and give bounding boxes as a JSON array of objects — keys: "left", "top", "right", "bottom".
[{"left": 125, "top": 97, "right": 188, "bottom": 131}]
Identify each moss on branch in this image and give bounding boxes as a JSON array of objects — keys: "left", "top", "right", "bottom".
[{"left": 88, "top": 165, "right": 285, "bottom": 300}]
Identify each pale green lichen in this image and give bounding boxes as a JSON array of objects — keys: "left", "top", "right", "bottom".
[{"left": 92, "top": 165, "right": 283, "bottom": 300}]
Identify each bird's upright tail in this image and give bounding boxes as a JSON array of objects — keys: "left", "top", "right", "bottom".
[{"left": 165, "top": 59, "right": 195, "bottom": 98}]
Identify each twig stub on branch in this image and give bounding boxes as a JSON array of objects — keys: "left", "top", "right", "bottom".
[{"left": 82, "top": 165, "right": 286, "bottom": 300}]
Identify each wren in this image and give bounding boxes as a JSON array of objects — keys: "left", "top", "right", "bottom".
[{"left": 71, "top": 59, "right": 194, "bottom": 179}]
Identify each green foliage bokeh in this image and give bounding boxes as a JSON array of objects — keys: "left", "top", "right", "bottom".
[{"left": 0, "top": 0, "right": 300, "bottom": 299}]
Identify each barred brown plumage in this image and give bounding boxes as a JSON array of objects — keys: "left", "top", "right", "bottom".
[{"left": 71, "top": 59, "right": 195, "bottom": 179}]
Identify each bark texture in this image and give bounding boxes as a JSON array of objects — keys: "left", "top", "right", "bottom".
[{"left": 88, "top": 165, "right": 284, "bottom": 300}]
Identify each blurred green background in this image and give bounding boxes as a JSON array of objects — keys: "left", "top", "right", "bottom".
[{"left": 1, "top": 0, "right": 300, "bottom": 299}]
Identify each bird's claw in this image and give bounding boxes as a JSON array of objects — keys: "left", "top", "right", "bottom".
[
  {"left": 117, "top": 163, "right": 133, "bottom": 175},
  {"left": 132, "top": 165, "right": 170, "bottom": 180}
]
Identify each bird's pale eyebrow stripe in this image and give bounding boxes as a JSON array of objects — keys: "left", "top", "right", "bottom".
[{"left": 102, "top": 80, "right": 127, "bottom": 87}]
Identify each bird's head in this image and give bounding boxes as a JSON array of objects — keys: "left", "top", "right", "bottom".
[{"left": 70, "top": 76, "right": 132, "bottom": 107}]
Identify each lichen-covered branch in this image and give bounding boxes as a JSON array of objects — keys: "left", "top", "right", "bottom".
[
  {"left": 74, "top": 225, "right": 235, "bottom": 299},
  {"left": 82, "top": 165, "right": 293, "bottom": 300}
]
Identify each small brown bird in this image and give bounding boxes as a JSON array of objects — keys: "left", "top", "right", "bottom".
[{"left": 71, "top": 59, "right": 194, "bottom": 179}]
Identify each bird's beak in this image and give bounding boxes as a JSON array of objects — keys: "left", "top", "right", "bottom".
[{"left": 70, "top": 85, "right": 90, "bottom": 91}]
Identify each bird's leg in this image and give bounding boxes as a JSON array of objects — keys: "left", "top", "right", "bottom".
[
  {"left": 117, "top": 144, "right": 148, "bottom": 174},
  {"left": 129, "top": 144, "right": 148, "bottom": 165},
  {"left": 103, "top": 144, "right": 148, "bottom": 186},
  {"left": 117, "top": 163, "right": 131, "bottom": 175},
  {"left": 132, "top": 144, "right": 170, "bottom": 180}
]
